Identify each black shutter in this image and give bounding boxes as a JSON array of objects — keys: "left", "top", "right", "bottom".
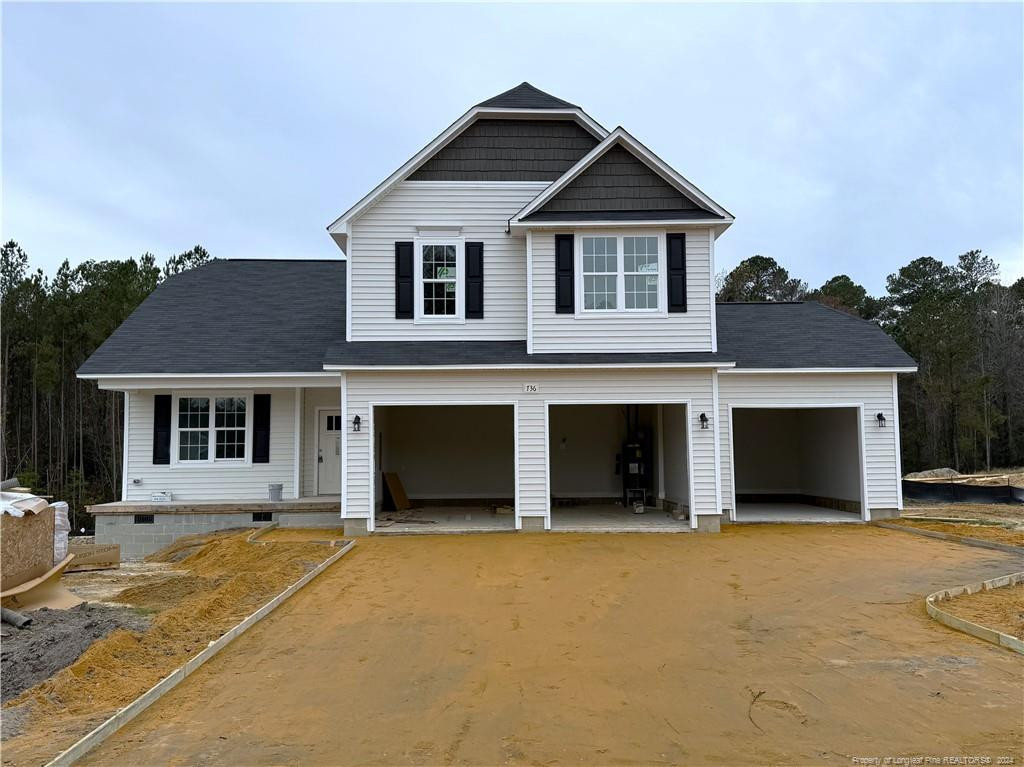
[
  {"left": 153, "top": 394, "right": 171, "bottom": 465},
  {"left": 395, "top": 241, "right": 414, "bottom": 319},
  {"left": 555, "top": 234, "right": 574, "bottom": 314},
  {"left": 465, "top": 241, "right": 484, "bottom": 319},
  {"left": 667, "top": 233, "right": 687, "bottom": 313},
  {"left": 253, "top": 394, "right": 271, "bottom": 464}
]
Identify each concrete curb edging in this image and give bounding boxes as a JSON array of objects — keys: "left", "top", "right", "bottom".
[
  {"left": 925, "top": 572, "right": 1024, "bottom": 655},
  {"left": 246, "top": 521, "right": 279, "bottom": 543},
  {"left": 44, "top": 538, "right": 356, "bottom": 767},
  {"left": 873, "top": 521, "right": 1023, "bottom": 554}
]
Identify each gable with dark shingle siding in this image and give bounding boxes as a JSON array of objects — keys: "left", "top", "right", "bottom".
[
  {"left": 529, "top": 144, "right": 715, "bottom": 216},
  {"left": 408, "top": 119, "right": 599, "bottom": 181}
]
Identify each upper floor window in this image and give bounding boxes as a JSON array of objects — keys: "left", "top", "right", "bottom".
[
  {"left": 578, "top": 233, "right": 664, "bottom": 314},
  {"left": 415, "top": 239, "right": 464, "bottom": 322},
  {"left": 174, "top": 394, "right": 250, "bottom": 463}
]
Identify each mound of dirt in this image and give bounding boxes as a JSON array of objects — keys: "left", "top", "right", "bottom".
[
  {"left": 905, "top": 468, "right": 961, "bottom": 479},
  {"left": 1, "top": 604, "right": 150, "bottom": 704},
  {"left": 889, "top": 519, "right": 1024, "bottom": 547}
]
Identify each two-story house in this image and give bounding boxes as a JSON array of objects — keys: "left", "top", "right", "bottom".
[{"left": 79, "top": 83, "right": 916, "bottom": 557}]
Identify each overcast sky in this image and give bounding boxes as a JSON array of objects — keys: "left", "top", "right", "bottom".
[{"left": 3, "top": 2, "right": 1022, "bottom": 293}]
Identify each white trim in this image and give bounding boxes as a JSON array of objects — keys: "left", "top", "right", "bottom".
[
  {"left": 170, "top": 391, "right": 254, "bottom": 468},
  {"left": 711, "top": 371, "right": 723, "bottom": 517},
  {"left": 340, "top": 374, "right": 348, "bottom": 519},
  {"left": 726, "top": 403, "right": 870, "bottom": 523},
  {"left": 121, "top": 392, "right": 130, "bottom": 502},
  {"left": 892, "top": 373, "right": 904, "bottom": 511},
  {"left": 708, "top": 227, "right": 718, "bottom": 354},
  {"left": 574, "top": 231, "right": 667, "bottom": 317},
  {"left": 656, "top": 404, "right": 665, "bottom": 501},
  {"left": 292, "top": 388, "right": 302, "bottom": 500},
  {"left": 526, "top": 230, "right": 534, "bottom": 355},
  {"left": 81, "top": 371, "right": 340, "bottom": 380},
  {"left": 720, "top": 367, "right": 918, "bottom": 375},
  {"left": 413, "top": 236, "right": 465, "bottom": 324},
  {"left": 327, "top": 105, "right": 606, "bottom": 235},
  {"left": 404, "top": 181, "right": 552, "bottom": 189},
  {"left": 90, "top": 373, "right": 341, "bottom": 392},
  {"left": 314, "top": 406, "right": 342, "bottom": 497},
  {"left": 543, "top": 398, "right": 696, "bottom": 531},
  {"left": 323, "top": 362, "right": 735, "bottom": 371},
  {"left": 366, "top": 401, "right": 519, "bottom": 532},
  {"left": 512, "top": 127, "right": 733, "bottom": 224},
  {"left": 509, "top": 219, "right": 730, "bottom": 231},
  {"left": 345, "top": 253, "right": 352, "bottom": 343}
]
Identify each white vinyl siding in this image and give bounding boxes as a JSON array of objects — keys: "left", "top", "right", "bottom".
[
  {"left": 342, "top": 369, "right": 718, "bottom": 527},
  {"left": 531, "top": 227, "right": 715, "bottom": 353},
  {"left": 123, "top": 389, "right": 296, "bottom": 501},
  {"left": 348, "top": 181, "right": 548, "bottom": 340},
  {"left": 718, "top": 373, "right": 901, "bottom": 513}
]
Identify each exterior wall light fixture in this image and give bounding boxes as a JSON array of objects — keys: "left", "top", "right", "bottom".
[
  {"left": 876, "top": 412, "right": 887, "bottom": 428},
  {"left": 352, "top": 415, "right": 362, "bottom": 432},
  {"left": 699, "top": 413, "right": 709, "bottom": 430}
]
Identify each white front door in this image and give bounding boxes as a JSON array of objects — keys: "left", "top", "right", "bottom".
[{"left": 317, "top": 410, "right": 341, "bottom": 496}]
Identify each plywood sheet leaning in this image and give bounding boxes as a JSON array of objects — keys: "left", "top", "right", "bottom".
[
  {"left": 1, "top": 504, "right": 56, "bottom": 591},
  {"left": 1, "top": 554, "right": 83, "bottom": 610},
  {"left": 383, "top": 472, "right": 411, "bottom": 511}
]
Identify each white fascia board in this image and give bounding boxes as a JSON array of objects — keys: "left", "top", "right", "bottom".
[
  {"left": 323, "top": 362, "right": 736, "bottom": 372},
  {"left": 720, "top": 367, "right": 919, "bottom": 374},
  {"left": 326, "top": 107, "right": 608, "bottom": 235},
  {"left": 81, "top": 372, "right": 341, "bottom": 391},
  {"left": 509, "top": 218, "right": 733, "bottom": 231},
  {"left": 511, "top": 127, "right": 733, "bottom": 223}
]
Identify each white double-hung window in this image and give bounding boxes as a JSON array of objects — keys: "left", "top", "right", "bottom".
[
  {"left": 415, "top": 238, "right": 464, "bottom": 321},
  {"left": 173, "top": 394, "right": 251, "bottom": 464},
  {"left": 578, "top": 232, "right": 665, "bottom": 314}
]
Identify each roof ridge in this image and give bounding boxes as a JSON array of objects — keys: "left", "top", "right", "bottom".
[{"left": 477, "top": 82, "right": 578, "bottom": 110}]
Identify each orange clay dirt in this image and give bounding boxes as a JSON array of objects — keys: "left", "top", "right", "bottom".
[
  {"left": 1, "top": 530, "right": 337, "bottom": 767},
  {"left": 943, "top": 583, "right": 1024, "bottom": 640},
  {"left": 886, "top": 517, "right": 1024, "bottom": 547},
  {"left": 64, "top": 525, "right": 1024, "bottom": 767}
]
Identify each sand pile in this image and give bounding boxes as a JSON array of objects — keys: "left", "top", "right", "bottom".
[
  {"left": 1, "top": 604, "right": 150, "bottom": 705},
  {"left": 2, "top": 529, "right": 337, "bottom": 767}
]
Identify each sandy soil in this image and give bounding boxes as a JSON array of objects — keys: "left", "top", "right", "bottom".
[
  {"left": 259, "top": 527, "right": 347, "bottom": 542},
  {"left": 943, "top": 583, "right": 1024, "bottom": 639},
  {"left": 73, "top": 526, "right": 1022, "bottom": 767},
  {"left": 1, "top": 530, "right": 336, "bottom": 767},
  {"left": 887, "top": 518, "right": 1024, "bottom": 546},
  {"left": 903, "top": 502, "right": 1024, "bottom": 526}
]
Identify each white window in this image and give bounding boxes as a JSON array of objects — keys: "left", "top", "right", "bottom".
[
  {"left": 623, "top": 236, "right": 660, "bottom": 310},
  {"left": 415, "top": 239, "right": 464, "bottom": 321},
  {"left": 582, "top": 236, "right": 618, "bottom": 310},
  {"left": 173, "top": 394, "right": 251, "bottom": 464},
  {"left": 578, "top": 232, "right": 665, "bottom": 314}
]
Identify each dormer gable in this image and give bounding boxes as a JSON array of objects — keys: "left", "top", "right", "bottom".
[{"left": 512, "top": 128, "right": 732, "bottom": 227}]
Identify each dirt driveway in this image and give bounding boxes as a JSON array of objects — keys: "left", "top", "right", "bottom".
[{"left": 81, "top": 526, "right": 1022, "bottom": 766}]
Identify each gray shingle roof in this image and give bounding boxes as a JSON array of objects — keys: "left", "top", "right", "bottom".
[
  {"left": 78, "top": 259, "right": 345, "bottom": 375},
  {"left": 714, "top": 301, "right": 916, "bottom": 369},
  {"left": 477, "top": 82, "right": 578, "bottom": 110},
  {"left": 79, "top": 261, "right": 915, "bottom": 375}
]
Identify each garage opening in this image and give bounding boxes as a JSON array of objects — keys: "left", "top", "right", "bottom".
[
  {"left": 373, "top": 405, "right": 516, "bottom": 533},
  {"left": 547, "top": 403, "right": 691, "bottom": 531},
  {"left": 731, "top": 407, "right": 864, "bottom": 522}
]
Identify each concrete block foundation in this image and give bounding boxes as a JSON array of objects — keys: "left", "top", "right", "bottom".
[
  {"left": 519, "top": 516, "right": 547, "bottom": 532},
  {"left": 694, "top": 514, "right": 722, "bottom": 533},
  {"left": 344, "top": 518, "right": 371, "bottom": 537}
]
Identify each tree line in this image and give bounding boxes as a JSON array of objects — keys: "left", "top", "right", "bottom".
[
  {"left": 1, "top": 240, "right": 1021, "bottom": 530},
  {"left": 718, "top": 252, "right": 1024, "bottom": 475},
  {"left": 0, "top": 242, "right": 210, "bottom": 532}
]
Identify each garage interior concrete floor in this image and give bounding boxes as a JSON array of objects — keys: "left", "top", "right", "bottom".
[
  {"left": 551, "top": 503, "right": 690, "bottom": 532},
  {"left": 77, "top": 527, "right": 1023, "bottom": 767},
  {"left": 734, "top": 502, "right": 863, "bottom": 523},
  {"left": 374, "top": 506, "right": 515, "bottom": 534}
]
